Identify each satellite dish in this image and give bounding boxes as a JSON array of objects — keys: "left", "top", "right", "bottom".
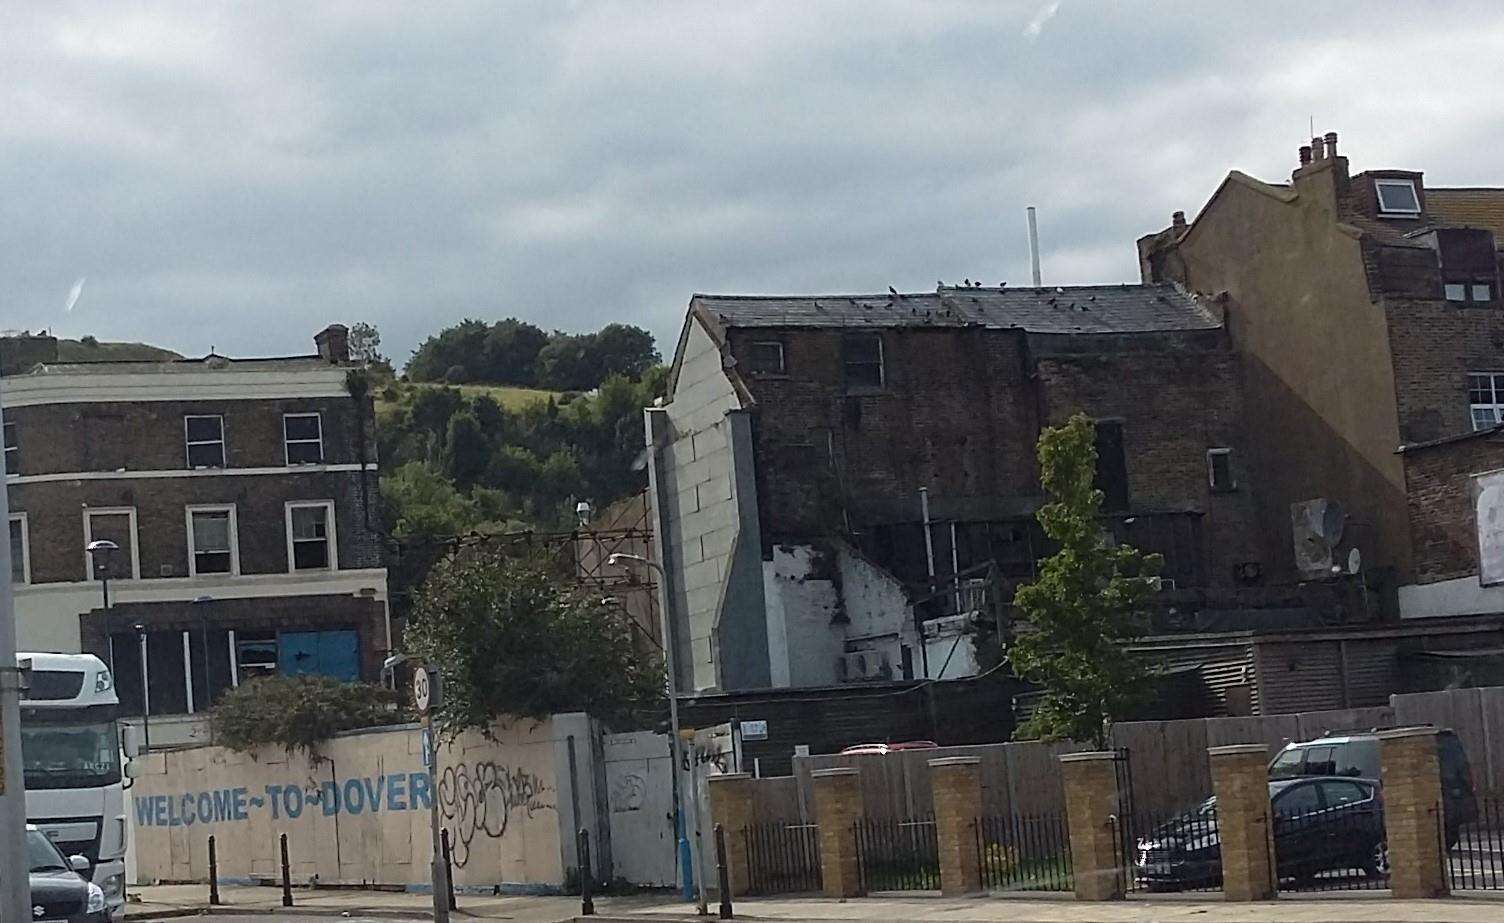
[{"left": 1347, "top": 547, "right": 1362, "bottom": 575}]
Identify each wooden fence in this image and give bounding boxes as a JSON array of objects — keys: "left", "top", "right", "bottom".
[{"left": 741, "top": 687, "right": 1504, "bottom": 823}]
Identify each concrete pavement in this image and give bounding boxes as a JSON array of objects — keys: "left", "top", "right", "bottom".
[{"left": 125, "top": 884, "right": 1504, "bottom": 922}]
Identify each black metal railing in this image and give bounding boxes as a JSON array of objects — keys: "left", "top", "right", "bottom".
[
  {"left": 1117, "top": 804, "right": 1222, "bottom": 894},
  {"left": 1274, "top": 803, "right": 1387, "bottom": 892},
  {"left": 975, "top": 812, "right": 1073, "bottom": 892},
  {"left": 744, "top": 822, "right": 822, "bottom": 895},
  {"left": 1448, "top": 794, "right": 1504, "bottom": 891},
  {"left": 853, "top": 816, "right": 940, "bottom": 892}
]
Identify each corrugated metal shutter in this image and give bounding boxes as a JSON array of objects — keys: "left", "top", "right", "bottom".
[
  {"left": 1342, "top": 639, "right": 1398, "bottom": 708},
  {"left": 1256, "top": 641, "right": 1345, "bottom": 714},
  {"left": 1200, "top": 649, "right": 1258, "bottom": 714}
]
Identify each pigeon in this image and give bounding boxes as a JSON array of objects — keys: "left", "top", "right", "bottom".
[{"left": 889, "top": 285, "right": 899, "bottom": 295}]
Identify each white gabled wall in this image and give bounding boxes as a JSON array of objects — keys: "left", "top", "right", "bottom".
[{"left": 659, "top": 319, "right": 745, "bottom": 691}]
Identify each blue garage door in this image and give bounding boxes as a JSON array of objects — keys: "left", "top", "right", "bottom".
[{"left": 278, "top": 630, "right": 360, "bottom": 681}]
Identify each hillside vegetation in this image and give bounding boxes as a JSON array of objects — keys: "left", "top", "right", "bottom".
[{"left": 56, "top": 337, "right": 182, "bottom": 362}]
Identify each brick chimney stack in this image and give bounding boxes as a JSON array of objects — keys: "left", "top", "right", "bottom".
[
  {"left": 1171, "top": 210, "right": 1187, "bottom": 231},
  {"left": 1310, "top": 136, "right": 1325, "bottom": 160},
  {"left": 315, "top": 324, "right": 350, "bottom": 364},
  {"left": 1299, "top": 144, "right": 1312, "bottom": 166}
]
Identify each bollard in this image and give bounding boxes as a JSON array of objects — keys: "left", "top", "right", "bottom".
[
  {"left": 208, "top": 835, "right": 221, "bottom": 905},
  {"left": 715, "top": 824, "right": 733, "bottom": 920},
  {"left": 279, "top": 833, "right": 293, "bottom": 907},
  {"left": 578, "top": 828, "right": 596, "bottom": 916},
  {"left": 441, "top": 828, "right": 457, "bottom": 911}
]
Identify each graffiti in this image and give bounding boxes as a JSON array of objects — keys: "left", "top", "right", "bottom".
[
  {"left": 132, "top": 773, "right": 433, "bottom": 827},
  {"left": 609, "top": 772, "right": 647, "bottom": 813},
  {"left": 437, "top": 762, "right": 553, "bottom": 867}
]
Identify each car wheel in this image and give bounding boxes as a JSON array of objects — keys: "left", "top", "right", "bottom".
[{"left": 1363, "top": 841, "right": 1389, "bottom": 879}]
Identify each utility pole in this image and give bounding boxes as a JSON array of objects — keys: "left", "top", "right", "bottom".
[
  {"left": 0, "top": 388, "right": 32, "bottom": 919},
  {"left": 397, "top": 657, "right": 449, "bottom": 923}
]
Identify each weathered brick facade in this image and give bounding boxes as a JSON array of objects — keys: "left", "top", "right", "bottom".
[
  {"left": 3, "top": 326, "right": 389, "bottom": 724},
  {"left": 1401, "top": 431, "right": 1504, "bottom": 583}
]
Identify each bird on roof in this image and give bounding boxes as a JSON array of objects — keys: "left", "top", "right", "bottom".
[
  {"left": 889, "top": 286, "right": 899, "bottom": 296},
  {"left": 964, "top": 278, "right": 971, "bottom": 287}
]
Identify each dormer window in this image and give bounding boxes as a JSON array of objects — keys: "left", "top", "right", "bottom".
[{"left": 1375, "top": 179, "right": 1421, "bottom": 216}]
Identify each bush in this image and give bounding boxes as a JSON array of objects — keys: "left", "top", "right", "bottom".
[{"left": 211, "top": 675, "right": 405, "bottom": 756}]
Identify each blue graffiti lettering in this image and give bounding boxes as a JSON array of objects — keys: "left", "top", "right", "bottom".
[
  {"left": 284, "top": 785, "right": 304, "bottom": 819},
  {"left": 197, "top": 792, "right": 213, "bottom": 824},
  {"left": 409, "top": 772, "right": 432, "bottom": 810},
  {"left": 180, "top": 794, "right": 196, "bottom": 826},
  {"left": 232, "top": 787, "right": 249, "bottom": 821},
  {"left": 134, "top": 798, "right": 153, "bottom": 826},
  {"left": 342, "top": 778, "right": 365, "bottom": 815},
  {"left": 362, "top": 776, "right": 383, "bottom": 813},
  {"left": 386, "top": 773, "right": 407, "bottom": 811},
  {"left": 213, "top": 789, "right": 234, "bottom": 822},
  {"left": 264, "top": 785, "right": 283, "bottom": 820},
  {"left": 320, "top": 781, "right": 340, "bottom": 816}
]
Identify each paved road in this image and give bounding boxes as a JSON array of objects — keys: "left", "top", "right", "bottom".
[{"left": 203, "top": 917, "right": 430, "bottom": 923}]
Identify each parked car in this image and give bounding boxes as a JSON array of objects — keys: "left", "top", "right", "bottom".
[
  {"left": 1135, "top": 777, "right": 1386, "bottom": 891},
  {"left": 839, "top": 741, "right": 939, "bottom": 756},
  {"left": 9, "top": 825, "right": 110, "bottom": 922},
  {"left": 1268, "top": 727, "right": 1477, "bottom": 844}
]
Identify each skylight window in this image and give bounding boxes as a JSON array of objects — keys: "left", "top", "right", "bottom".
[{"left": 1375, "top": 179, "right": 1421, "bottom": 216}]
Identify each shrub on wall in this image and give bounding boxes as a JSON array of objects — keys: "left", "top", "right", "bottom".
[{"left": 211, "top": 674, "right": 406, "bottom": 756}]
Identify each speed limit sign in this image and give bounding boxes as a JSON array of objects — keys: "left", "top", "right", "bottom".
[{"left": 413, "top": 667, "right": 433, "bottom": 713}]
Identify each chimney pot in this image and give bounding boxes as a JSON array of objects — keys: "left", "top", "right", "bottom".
[
  {"left": 1324, "top": 131, "right": 1338, "bottom": 158},
  {"left": 1171, "top": 210, "right": 1187, "bottom": 230},
  {"left": 1299, "top": 145, "right": 1312, "bottom": 165},
  {"left": 1311, "top": 137, "right": 1325, "bottom": 160},
  {"left": 315, "top": 324, "right": 350, "bottom": 364}
]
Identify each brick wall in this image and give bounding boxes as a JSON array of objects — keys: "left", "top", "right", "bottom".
[
  {"left": 2, "top": 395, "right": 367, "bottom": 476},
  {"left": 1386, "top": 297, "right": 1504, "bottom": 445},
  {"left": 729, "top": 325, "right": 1265, "bottom": 586},
  {"left": 1401, "top": 433, "right": 1504, "bottom": 583}
]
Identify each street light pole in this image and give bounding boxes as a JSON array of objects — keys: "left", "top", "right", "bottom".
[
  {"left": 609, "top": 552, "right": 706, "bottom": 915},
  {"left": 134, "top": 623, "right": 151, "bottom": 753},
  {"left": 0, "top": 387, "right": 32, "bottom": 920},
  {"left": 87, "top": 540, "right": 119, "bottom": 677},
  {"left": 384, "top": 654, "right": 449, "bottom": 923}
]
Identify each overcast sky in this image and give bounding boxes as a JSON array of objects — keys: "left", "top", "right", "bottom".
[{"left": 5, "top": 1, "right": 1504, "bottom": 365}]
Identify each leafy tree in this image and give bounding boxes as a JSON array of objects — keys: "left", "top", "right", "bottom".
[
  {"left": 481, "top": 319, "right": 549, "bottom": 383},
  {"left": 443, "top": 411, "right": 489, "bottom": 484},
  {"left": 1007, "top": 413, "right": 1162, "bottom": 748},
  {"left": 592, "top": 323, "right": 660, "bottom": 379},
  {"left": 407, "top": 318, "right": 489, "bottom": 381},
  {"left": 535, "top": 333, "right": 598, "bottom": 391},
  {"left": 211, "top": 675, "right": 403, "bottom": 756},
  {"left": 405, "top": 553, "right": 663, "bottom": 734},
  {"left": 382, "top": 462, "right": 480, "bottom": 537},
  {"left": 348, "top": 321, "right": 387, "bottom": 364}
]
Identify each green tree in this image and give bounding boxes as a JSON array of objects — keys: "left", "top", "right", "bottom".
[
  {"left": 443, "top": 410, "right": 489, "bottom": 485},
  {"left": 592, "top": 323, "right": 660, "bottom": 380},
  {"left": 211, "top": 675, "right": 403, "bottom": 756},
  {"left": 481, "top": 319, "right": 549, "bottom": 383},
  {"left": 1007, "top": 413, "right": 1161, "bottom": 747},
  {"left": 405, "top": 553, "right": 663, "bottom": 734},
  {"left": 348, "top": 321, "right": 387, "bottom": 364}
]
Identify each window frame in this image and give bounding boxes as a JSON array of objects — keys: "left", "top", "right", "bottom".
[
  {"left": 283, "top": 413, "right": 325, "bottom": 466},
  {"left": 1445, "top": 281, "right": 1495, "bottom": 304},
  {"left": 82, "top": 506, "right": 141, "bottom": 580},
  {"left": 185, "top": 504, "right": 240, "bottom": 577},
  {"left": 183, "top": 414, "right": 226, "bottom": 469},
  {"left": 1206, "top": 447, "right": 1237, "bottom": 492},
  {"left": 745, "top": 340, "right": 787, "bottom": 376},
  {"left": 284, "top": 500, "right": 338, "bottom": 573},
  {"left": 1469, "top": 371, "right": 1504, "bottom": 430},
  {"left": 1374, "top": 179, "right": 1422, "bottom": 217},
  {"left": 3, "top": 420, "right": 17, "bottom": 477},
  {"left": 842, "top": 332, "right": 885, "bottom": 391},
  {"left": 8, "top": 512, "right": 29, "bottom": 585}
]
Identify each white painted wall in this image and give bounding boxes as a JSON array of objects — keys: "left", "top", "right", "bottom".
[
  {"left": 660, "top": 320, "right": 744, "bottom": 690},
  {"left": 1399, "top": 574, "right": 1504, "bottom": 619},
  {"left": 762, "top": 542, "right": 917, "bottom": 686}
]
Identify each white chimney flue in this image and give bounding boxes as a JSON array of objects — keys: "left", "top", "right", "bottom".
[{"left": 1027, "top": 206, "right": 1042, "bottom": 287}]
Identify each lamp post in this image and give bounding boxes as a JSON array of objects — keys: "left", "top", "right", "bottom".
[
  {"left": 608, "top": 552, "right": 706, "bottom": 915},
  {"left": 86, "top": 540, "right": 119, "bottom": 676},
  {"left": 133, "top": 623, "right": 150, "bottom": 753}
]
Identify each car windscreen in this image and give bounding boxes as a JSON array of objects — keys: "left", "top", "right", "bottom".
[
  {"left": 26, "top": 830, "right": 69, "bottom": 873},
  {"left": 1268, "top": 749, "right": 1304, "bottom": 779}
]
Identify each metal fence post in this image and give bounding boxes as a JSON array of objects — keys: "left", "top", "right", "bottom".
[
  {"left": 279, "top": 833, "right": 293, "bottom": 907},
  {"left": 441, "top": 828, "right": 457, "bottom": 911},
  {"left": 715, "top": 824, "right": 733, "bottom": 919},
  {"left": 208, "top": 835, "right": 221, "bottom": 906},
  {"left": 578, "top": 828, "right": 595, "bottom": 916}
]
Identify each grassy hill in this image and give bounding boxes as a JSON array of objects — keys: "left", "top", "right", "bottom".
[
  {"left": 375, "top": 380, "right": 562, "bottom": 425},
  {"left": 57, "top": 338, "right": 181, "bottom": 362}
]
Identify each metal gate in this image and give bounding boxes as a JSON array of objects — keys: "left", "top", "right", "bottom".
[
  {"left": 744, "top": 823, "right": 822, "bottom": 894},
  {"left": 853, "top": 816, "right": 940, "bottom": 891},
  {"left": 975, "top": 812, "right": 1073, "bottom": 891},
  {"left": 1448, "top": 794, "right": 1504, "bottom": 891},
  {"left": 601, "top": 731, "right": 678, "bottom": 887}
]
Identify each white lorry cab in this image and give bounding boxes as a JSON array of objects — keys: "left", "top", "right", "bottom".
[{"left": 19, "top": 652, "right": 135, "bottom": 921}]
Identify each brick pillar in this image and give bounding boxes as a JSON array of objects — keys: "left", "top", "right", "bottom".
[
  {"left": 1208, "top": 744, "right": 1276, "bottom": 901},
  {"left": 1058, "top": 752, "right": 1124, "bottom": 901},
  {"left": 1379, "top": 727, "right": 1448, "bottom": 899},
  {"left": 707, "top": 773, "right": 755, "bottom": 897},
  {"left": 929, "top": 757, "right": 983, "bottom": 895},
  {"left": 811, "top": 767, "right": 864, "bottom": 898}
]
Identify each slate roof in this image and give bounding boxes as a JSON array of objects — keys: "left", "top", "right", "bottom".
[
  {"left": 692, "top": 283, "right": 1219, "bottom": 335},
  {"left": 1425, "top": 188, "right": 1504, "bottom": 239}
]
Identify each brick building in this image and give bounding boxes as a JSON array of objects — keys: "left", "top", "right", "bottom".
[
  {"left": 2, "top": 325, "right": 388, "bottom": 742},
  {"left": 650, "top": 284, "right": 1276, "bottom": 694},
  {"left": 1138, "top": 132, "right": 1504, "bottom": 622}
]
